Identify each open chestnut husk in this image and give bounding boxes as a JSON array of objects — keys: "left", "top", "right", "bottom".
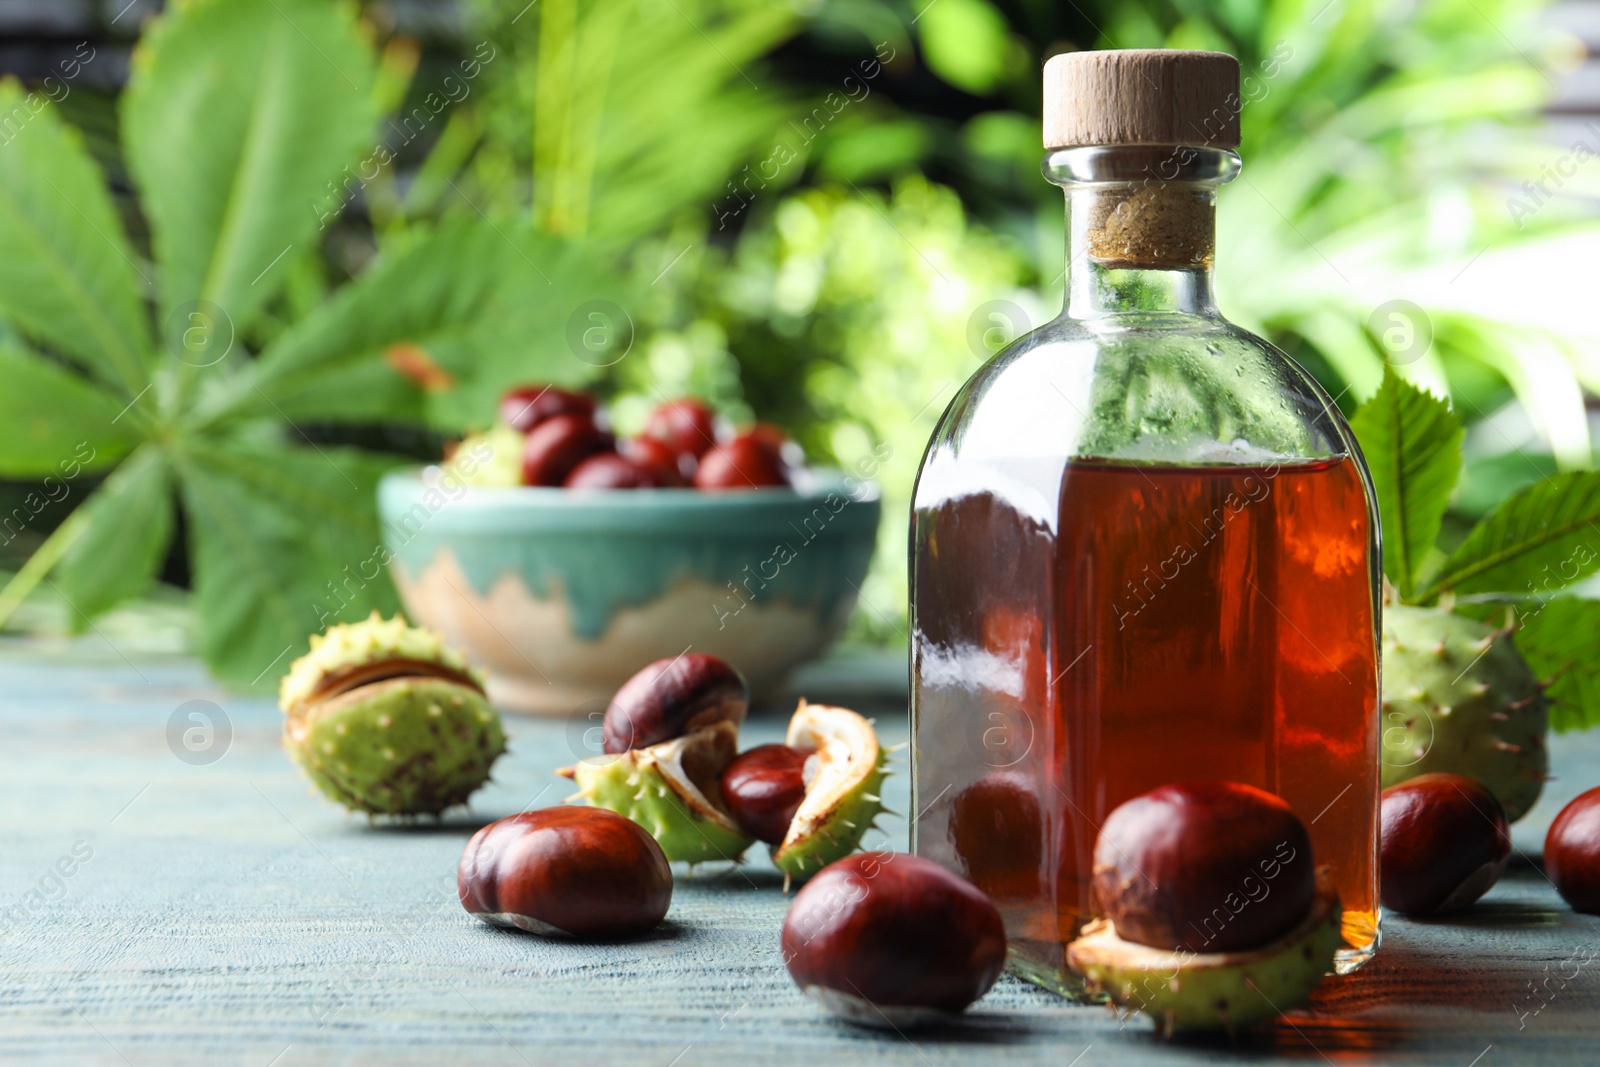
[
  {"left": 601, "top": 653, "right": 748, "bottom": 754},
  {"left": 720, "top": 744, "right": 815, "bottom": 846},
  {"left": 1546, "top": 786, "right": 1600, "bottom": 913},
  {"left": 782, "top": 852, "right": 1006, "bottom": 1028},
  {"left": 277, "top": 612, "right": 505, "bottom": 816},
  {"left": 459, "top": 807, "right": 671, "bottom": 938},
  {"left": 1068, "top": 781, "right": 1341, "bottom": 1035},
  {"left": 559, "top": 654, "right": 755, "bottom": 863},
  {"left": 1380, "top": 772, "right": 1510, "bottom": 915}
]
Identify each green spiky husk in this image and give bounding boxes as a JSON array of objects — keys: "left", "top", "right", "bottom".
[
  {"left": 1068, "top": 881, "right": 1342, "bottom": 1035},
  {"left": 285, "top": 678, "right": 505, "bottom": 816},
  {"left": 566, "top": 745, "right": 754, "bottom": 864},
  {"left": 1381, "top": 604, "right": 1548, "bottom": 821},
  {"left": 772, "top": 744, "right": 889, "bottom": 880}
]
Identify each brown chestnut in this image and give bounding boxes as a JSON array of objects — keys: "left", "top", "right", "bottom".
[
  {"left": 498, "top": 384, "right": 596, "bottom": 433},
  {"left": 563, "top": 452, "right": 666, "bottom": 489},
  {"left": 601, "top": 653, "right": 748, "bottom": 754},
  {"left": 720, "top": 744, "right": 815, "bottom": 845},
  {"left": 619, "top": 436, "right": 690, "bottom": 486},
  {"left": 693, "top": 433, "right": 791, "bottom": 491},
  {"left": 458, "top": 807, "right": 671, "bottom": 937},
  {"left": 1093, "top": 781, "right": 1314, "bottom": 954},
  {"left": 643, "top": 397, "right": 718, "bottom": 459},
  {"left": 521, "top": 413, "right": 614, "bottom": 486},
  {"left": 1380, "top": 772, "right": 1510, "bottom": 916},
  {"left": 782, "top": 852, "right": 1006, "bottom": 1027},
  {"left": 1545, "top": 786, "right": 1600, "bottom": 913}
]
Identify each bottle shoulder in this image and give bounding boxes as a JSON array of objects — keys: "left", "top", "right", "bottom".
[{"left": 923, "top": 312, "right": 1354, "bottom": 470}]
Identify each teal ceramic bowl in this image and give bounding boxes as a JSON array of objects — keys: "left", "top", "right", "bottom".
[{"left": 377, "top": 469, "right": 881, "bottom": 715}]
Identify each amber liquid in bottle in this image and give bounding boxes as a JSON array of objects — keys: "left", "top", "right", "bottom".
[{"left": 912, "top": 456, "right": 1378, "bottom": 989}]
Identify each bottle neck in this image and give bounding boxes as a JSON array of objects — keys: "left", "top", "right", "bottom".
[{"left": 1044, "top": 145, "right": 1240, "bottom": 321}]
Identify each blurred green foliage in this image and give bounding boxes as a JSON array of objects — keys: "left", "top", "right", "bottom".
[{"left": 3, "top": 0, "right": 1596, "bottom": 665}]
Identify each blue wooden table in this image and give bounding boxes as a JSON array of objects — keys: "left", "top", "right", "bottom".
[{"left": 2, "top": 636, "right": 1597, "bottom": 1065}]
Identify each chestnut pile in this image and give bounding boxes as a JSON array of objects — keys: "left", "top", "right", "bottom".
[
  {"left": 557, "top": 654, "right": 890, "bottom": 881},
  {"left": 462, "top": 385, "right": 799, "bottom": 490},
  {"left": 1068, "top": 782, "right": 1344, "bottom": 1036}
]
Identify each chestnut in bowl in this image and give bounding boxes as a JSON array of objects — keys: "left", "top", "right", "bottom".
[
  {"left": 521, "top": 414, "right": 614, "bottom": 486},
  {"left": 619, "top": 436, "right": 690, "bottom": 486},
  {"left": 694, "top": 433, "right": 791, "bottom": 491},
  {"left": 782, "top": 852, "right": 1006, "bottom": 1027},
  {"left": 643, "top": 397, "right": 718, "bottom": 460},
  {"left": 720, "top": 743, "right": 815, "bottom": 845},
  {"left": 1380, "top": 772, "right": 1510, "bottom": 916},
  {"left": 564, "top": 452, "right": 668, "bottom": 489},
  {"left": 1093, "top": 781, "right": 1314, "bottom": 954},
  {"left": 1546, "top": 785, "right": 1600, "bottom": 914},
  {"left": 499, "top": 385, "right": 596, "bottom": 434},
  {"left": 601, "top": 653, "right": 749, "bottom": 754},
  {"left": 458, "top": 807, "right": 671, "bottom": 937}
]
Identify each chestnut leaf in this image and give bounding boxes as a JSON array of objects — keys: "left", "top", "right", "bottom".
[
  {"left": 1512, "top": 598, "right": 1600, "bottom": 733},
  {"left": 0, "top": 84, "right": 153, "bottom": 394},
  {"left": 55, "top": 449, "right": 173, "bottom": 625},
  {"left": 0, "top": 0, "right": 621, "bottom": 690},
  {"left": 1419, "top": 472, "right": 1600, "bottom": 603},
  {"left": 1348, "top": 368, "right": 1462, "bottom": 602}
]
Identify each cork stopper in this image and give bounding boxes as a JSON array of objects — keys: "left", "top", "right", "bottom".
[
  {"left": 1043, "top": 51, "right": 1238, "bottom": 271},
  {"left": 1042, "top": 49, "right": 1241, "bottom": 150}
]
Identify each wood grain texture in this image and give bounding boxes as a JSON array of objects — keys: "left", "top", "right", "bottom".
[{"left": 0, "top": 639, "right": 1597, "bottom": 1065}]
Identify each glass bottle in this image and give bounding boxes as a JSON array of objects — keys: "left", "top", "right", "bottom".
[{"left": 909, "top": 50, "right": 1380, "bottom": 995}]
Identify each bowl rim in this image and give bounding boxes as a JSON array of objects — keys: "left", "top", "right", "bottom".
[{"left": 378, "top": 467, "right": 883, "bottom": 534}]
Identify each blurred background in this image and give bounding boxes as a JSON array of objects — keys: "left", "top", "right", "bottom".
[{"left": 2, "top": 0, "right": 1598, "bottom": 688}]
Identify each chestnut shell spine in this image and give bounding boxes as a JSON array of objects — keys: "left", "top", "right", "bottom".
[
  {"left": 458, "top": 807, "right": 672, "bottom": 938},
  {"left": 782, "top": 852, "right": 1006, "bottom": 1027},
  {"left": 601, "top": 654, "right": 749, "bottom": 754}
]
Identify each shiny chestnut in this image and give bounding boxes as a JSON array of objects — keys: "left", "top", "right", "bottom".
[
  {"left": 498, "top": 385, "right": 596, "bottom": 433},
  {"left": 1545, "top": 786, "right": 1600, "bottom": 913},
  {"left": 782, "top": 852, "right": 1006, "bottom": 1027},
  {"left": 521, "top": 414, "right": 614, "bottom": 486},
  {"left": 693, "top": 433, "right": 791, "bottom": 490},
  {"left": 1380, "top": 772, "right": 1510, "bottom": 916},
  {"left": 720, "top": 744, "right": 814, "bottom": 845},
  {"left": 619, "top": 436, "right": 690, "bottom": 486},
  {"left": 601, "top": 653, "right": 748, "bottom": 754},
  {"left": 1093, "top": 781, "right": 1315, "bottom": 954},
  {"left": 458, "top": 807, "right": 672, "bottom": 937},
  {"left": 564, "top": 452, "right": 667, "bottom": 489},
  {"left": 643, "top": 397, "right": 718, "bottom": 459}
]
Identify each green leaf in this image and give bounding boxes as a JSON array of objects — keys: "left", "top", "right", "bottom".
[
  {"left": 1514, "top": 598, "right": 1600, "bottom": 732},
  {"left": 122, "top": 0, "right": 376, "bottom": 337},
  {"left": 1349, "top": 369, "right": 1463, "bottom": 600},
  {"left": 1422, "top": 472, "right": 1600, "bottom": 601},
  {"left": 177, "top": 440, "right": 400, "bottom": 690},
  {"left": 237, "top": 220, "right": 621, "bottom": 430},
  {"left": 0, "top": 80, "right": 153, "bottom": 396},
  {"left": 0, "top": 345, "right": 136, "bottom": 476},
  {"left": 55, "top": 447, "right": 172, "bottom": 621}
]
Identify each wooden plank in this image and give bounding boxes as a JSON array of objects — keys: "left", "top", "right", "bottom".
[{"left": 0, "top": 640, "right": 1597, "bottom": 1064}]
